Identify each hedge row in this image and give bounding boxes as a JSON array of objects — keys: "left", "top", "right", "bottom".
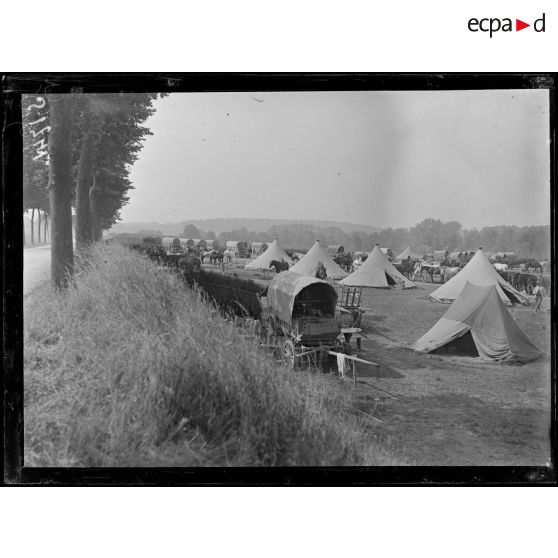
[{"left": 183, "top": 268, "right": 263, "bottom": 319}]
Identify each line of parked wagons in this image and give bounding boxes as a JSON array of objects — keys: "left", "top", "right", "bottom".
[{"left": 144, "top": 237, "right": 280, "bottom": 258}]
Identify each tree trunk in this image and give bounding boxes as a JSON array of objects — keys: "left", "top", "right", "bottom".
[
  {"left": 89, "top": 174, "right": 102, "bottom": 242},
  {"left": 75, "top": 117, "right": 96, "bottom": 250},
  {"left": 48, "top": 94, "right": 74, "bottom": 289},
  {"left": 44, "top": 213, "right": 48, "bottom": 243},
  {"left": 38, "top": 210, "right": 42, "bottom": 243},
  {"left": 30, "top": 208, "right": 35, "bottom": 244}
]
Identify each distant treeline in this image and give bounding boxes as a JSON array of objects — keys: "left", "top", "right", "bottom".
[{"left": 131, "top": 218, "right": 550, "bottom": 260}]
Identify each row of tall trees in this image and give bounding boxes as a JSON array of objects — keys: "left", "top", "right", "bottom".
[
  {"left": 177, "top": 219, "right": 550, "bottom": 259},
  {"left": 24, "top": 93, "right": 162, "bottom": 288},
  {"left": 23, "top": 97, "right": 50, "bottom": 245}
]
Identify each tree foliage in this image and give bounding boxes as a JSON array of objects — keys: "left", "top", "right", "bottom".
[
  {"left": 23, "top": 92, "right": 162, "bottom": 241},
  {"left": 23, "top": 92, "right": 163, "bottom": 286},
  {"left": 180, "top": 218, "right": 550, "bottom": 260},
  {"left": 71, "top": 93, "right": 161, "bottom": 243}
]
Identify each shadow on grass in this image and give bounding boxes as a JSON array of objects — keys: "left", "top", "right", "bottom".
[{"left": 355, "top": 363, "right": 405, "bottom": 379}]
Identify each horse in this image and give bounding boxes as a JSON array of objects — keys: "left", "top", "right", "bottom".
[
  {"left": 395, "top": 258, "right": 418, "bottom": 279},
  {"left": 163, "top": 253, "right": 182, "bottom": 270},
  {"left": 210, "top": 250, "right": 224, "bottom": 265},
  {"left": 509, "top": 258, "right": 542, "bottom": 274},
  {"left": 200, "top": 250, "right": 213, "bottom": 264},
  {"left": 269, "top": 260, "right": 289, "bottom": 274},
  {"left": 147, "top": 245, "right": 166, "bottom": 265},
  {"left": 333, "top": 253, "right": 353, "bottom": 272},
  {"left": 411, "top": 261, "right": 423, "bottom": 281},
  {"left": 223, "top": 249, "right": 234, "bottom": 264},
  {"left": 419, "top": 263, "right": 443, "bottom": 283}
]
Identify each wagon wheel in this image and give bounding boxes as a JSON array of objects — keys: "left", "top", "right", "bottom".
[{"left": 283, "top": 339, "right": 296, "bottom": 370}]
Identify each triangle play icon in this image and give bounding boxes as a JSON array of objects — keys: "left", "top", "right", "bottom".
[{"left": 516, "top": 19, "right": 530, "bottom": 31}]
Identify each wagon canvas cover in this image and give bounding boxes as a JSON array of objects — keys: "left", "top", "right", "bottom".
[
  {"left": 413, "top": 282, "right": 543, "bottom": 363},
  {"left": 266, "top": 271, "right": 338, "bottom": 324}
]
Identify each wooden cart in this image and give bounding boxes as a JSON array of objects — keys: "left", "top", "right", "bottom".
[
  {"left": 259, "top": 271, "right": 378, "bottom": 375},
  {"left": 259, "top": 272, "right": 344, "bottom": 369}
]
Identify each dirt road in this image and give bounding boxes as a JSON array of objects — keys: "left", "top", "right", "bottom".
[{"left": 24, "top": 245, "right": 51, "bottom": 295}]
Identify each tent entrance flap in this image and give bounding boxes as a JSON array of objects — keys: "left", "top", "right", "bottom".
[
  {"left": 501, "top": 286, "right": 522, "bottom": 305},
  {"left": 431, "top": 330, "right": 479, "bottom": 357}
]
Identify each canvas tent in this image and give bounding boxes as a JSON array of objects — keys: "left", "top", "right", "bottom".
[
  {"left": 245, "top": 238, "right": 293, "bottom": 270},
  {"left": 413, "top": 282, "right": 542, "bottom": 363},
  {"left": 339, "top": 244, "right": 415, "bottom": 288},
  {"left": 289, "top": 240, "right": 347, "bottom": 279},
  {"left": 429, "top": 248, "right": 527, "bottom": 305},
  {"left": 395, "top": 246, "right": 423, "bottom": 261}
]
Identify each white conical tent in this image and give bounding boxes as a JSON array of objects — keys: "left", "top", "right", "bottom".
[
  {"left": 339, "top": 245, "right": 415, "bottom": 288},
  {"left": 244, "top": 239, "right": 293, "bottom": 270},
  {"left": 395, "top": 246, "right": 423, "bottom": 261},
  {"left": 413, "top": 282, "right": 543, "bottom": 363},
  {"left": 429, "top": 248, "right": 527, "bottom": 305},
  {"left": 289, "top": 240, "right": 347, "bottom": 278}
]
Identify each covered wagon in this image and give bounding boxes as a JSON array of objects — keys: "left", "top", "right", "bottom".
[
  {"left": 179, "top": 238, "right": 195, "bottom": 249},
  {"left": 260, "top": 271, "right": 343, "bottom": 368},
  {"left": 250, "top": 242, "right": 269, "bottom": 257},
  {"left": 166, "top": 237, "right": 185, "bottom": 255},
  {"left": 225, "top": 240, "right": 251, "bottom": 258}
]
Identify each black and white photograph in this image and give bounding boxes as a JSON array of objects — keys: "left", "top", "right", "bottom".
[{"left": 3, "top": 74, "right": 554, "bottom": 480}]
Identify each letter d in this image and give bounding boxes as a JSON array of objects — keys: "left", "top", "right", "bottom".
[{"left": 534, "top": 13, "right": 545, "bottom": 32}]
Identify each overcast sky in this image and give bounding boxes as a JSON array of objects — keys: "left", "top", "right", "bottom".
[{"left": 122, "top": 89, "right": 550, "bottom": 229}]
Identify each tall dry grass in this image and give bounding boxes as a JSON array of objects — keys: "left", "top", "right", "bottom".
[{"left": 24, "top": 244, "right": 398, "bottom": 466}]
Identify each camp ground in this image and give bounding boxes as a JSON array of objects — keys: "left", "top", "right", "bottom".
[
  {"left": 22, "top": 86, "right": 551, "bottom": 472},
  {"left": 146, "top": 236, "right": 549, "bottom": 466}
]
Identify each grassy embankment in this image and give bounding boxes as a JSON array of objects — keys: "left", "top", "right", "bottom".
[{"left": 24, "top": 244, "right": 399, "bottom": 466}]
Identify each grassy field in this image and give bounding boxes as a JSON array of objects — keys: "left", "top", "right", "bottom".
[
  {"left": 25, "top": 248, "right": 552, "bottom": 467},
  {"left": 24, "top": 245, "right": 398, "bottom": 467},
  {"left": 206, "top": 258, "right": 552, "bottom": 466},
  {"left": 352, "top": 284, "right": 552, "bottom": 465}
]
